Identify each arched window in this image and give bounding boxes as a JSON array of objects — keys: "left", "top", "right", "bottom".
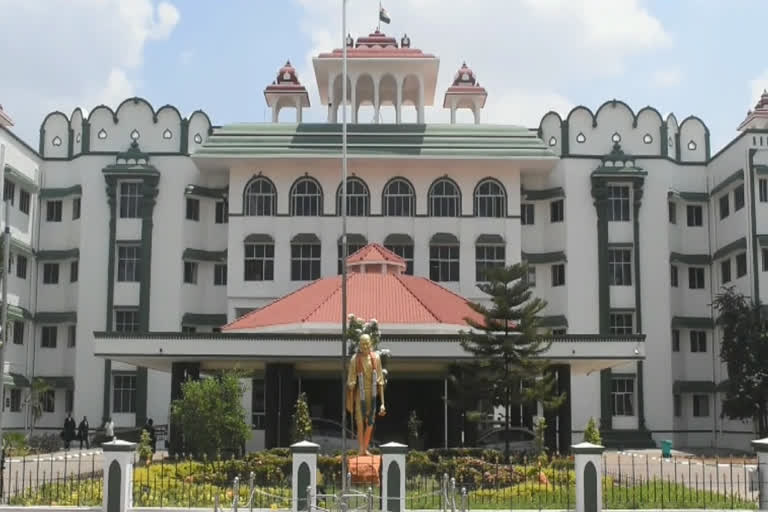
[
  {"left": 243, "top": 176, "right": 276, "bottom": 216},
  {"left": 474, "top": 179, "right": 506, "bottom": 217},
  {"left": 382, "top": 178, "right": 415, "bottom": 216},
  {"left": 428, "top": 178, "right": 460, "bottom": 217},
  {"left": 336, "top": 177, "right": 369, "bottom": 216},
  {"left": 290, "top": 177, "right": 323, "bottom": 216},
  {"left": 384, "top": 233, "right": 414, "bottom": 275}
]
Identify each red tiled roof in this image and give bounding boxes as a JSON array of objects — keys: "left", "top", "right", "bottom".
[
  {"left": 346, "top": 243, "right": 405, "bottom": 266},
  {"left": 223, "top": 272, "right": 483, "bottom": 331}
]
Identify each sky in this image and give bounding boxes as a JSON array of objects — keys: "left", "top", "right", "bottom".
[{"left": 0, "top": 0, "right": 766, "bottom": 153}]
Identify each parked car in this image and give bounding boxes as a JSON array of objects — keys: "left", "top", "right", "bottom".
[
  {"left": 476, "top": 427, "right": 536, "bottom": 453},
  {"left": 310, "top": 418, "right": 380, "bottom": 454}
]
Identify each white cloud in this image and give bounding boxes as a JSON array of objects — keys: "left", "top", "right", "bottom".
[
  {"left": 0, "top": 0, "right": 180, "bottom": 143},
  {"left": 652, "top": 69, "right": 682, "bottom": 88},
  {"left": 749, "top": 70, "right": 768, "bottom": 107},
  {"left": 295, "top": 0, "right": 669, "bottom": 125}
]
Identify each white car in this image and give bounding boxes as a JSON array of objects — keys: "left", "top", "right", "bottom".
[{"left": 476, "top": 427, "right": 536, "bottom": 453}]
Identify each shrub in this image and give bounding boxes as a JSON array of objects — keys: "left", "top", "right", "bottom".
[
  {"left": 583, "top": 417, "right": 601, "bottom": 445},
  {"left": 3, "top": 431, "right": 29, "bottom": 456},
  {"left": 138, "top": 430, "right": 153, "bottom": 464},
  {"left": 291, "top": 393, "right": 312, "bottom": 443}
]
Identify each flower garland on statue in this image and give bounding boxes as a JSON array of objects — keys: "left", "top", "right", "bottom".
[{"left": 346, "top": 314, "right": 390, "bottom": 383}]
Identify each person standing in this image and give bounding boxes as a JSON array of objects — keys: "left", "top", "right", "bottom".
[
  {"left": 78, "top": 416, "right": 90, "bottom": 449},
  {"left": 143, "top": 418, "right": 157, "bottom": 453},
  {"left": 62, "top": 413, "right": 76, "bottom": 450},
  {"left": 104, "top": 417, "right": 115, "bottom": 441}
]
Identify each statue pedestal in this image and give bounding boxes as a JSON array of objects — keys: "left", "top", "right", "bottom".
[{"left": 348, "top": 455, "right": 381, "bottom": 485}]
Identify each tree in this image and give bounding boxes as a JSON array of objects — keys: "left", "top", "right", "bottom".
[
  {"left": 458, "top": 263, "right": 564, "bottom": 461},
  {"left": 24, "top": 378, "right": 51, "bottom": 437},
  {"left": 713, "top": 286, "right": 768, "bottom": 436},
  {"left": 170, "top": 371, "right": 250, "bottom": 457},
  {"left": 583, "top": 417, "right": 601, "bottom": 445},
  {"left": 292, "top": 392, "right": 312, "bottom": 442}
]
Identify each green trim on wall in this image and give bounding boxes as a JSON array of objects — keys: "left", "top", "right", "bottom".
[
  {"left": 4, "top": 164, "right": 39, "bottom": 192},
  {"left": 750, "top": 150, "right": 761, "bottom": 307},
  {"left": 38, "top": 376, "right": 75, "bottom": 389},
  {"left": 632, "top": 178, "right": 644, "bottom": 429},
  {"left": 671, "top": 316, "right": 714, "bottom": 329},
  {"left": 3, "top": 373, "right": 30, "bottom": 388},
  {"left": 522, "top": 251, "right": 566, "bottom": 264},
  {"left": 710, "top": 169, "right": 744, "bottom": 197},
  {"left": 185, "top": 185, "right": 227, "bottom": 199},
  {"left": 673, "top": 380, "right": 715, "bottom": 394},
  {"left": 4, "top": 304, "right": 33, "bottom": 321},
  {"left": 181, "top": 313, "right": 227, "bottom": 326},
  {"left": 754, "top": 164, "right": 768, "bottom": 176},
  {"left": 537, "top": 315, "right": 568, "bottom": 328},
  {"left": 607, "top": 242, "right": 633, "bottom": 249},
  {"left": 757, "top": 235, "right": 768, "bottom": 247},
  {"left": 35, "top": 311, "right": 77, "bottom": 323},
  {"left": 521, "top": 187, "right": 565, "bottom": 201},
  {"left": 182, "top": 249, "right": 227, "bottom": 262},
  {"left": 712, "top": 237, "right": 747, "bottom": 261},
  {"left": 670, "top": 252, "right": 711, "bottom": 265},
  {"left": 660, "top": 123, "right": 668, "bottom": 159},
  {"left": 669, "top": 191, "right": 708, "bottom": 203},
  {"left": 39, "top": 185, "right": 82, "bottom": 199},
  {"left": 560, "top": 120, "right": 569, "bottom": 157},
  {"left": 36, "top": 248, "right": 79, "bottom": 261},
  {"left": 10, "top": 238, "right": 34, "bottom": 257}
]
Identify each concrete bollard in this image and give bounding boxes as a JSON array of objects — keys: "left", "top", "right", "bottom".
[
  {"left": 291, "top": 441, "right": 319, "bottom": 512},
  {"left": 572, "top": 442, "right": 604, "bottom": 512},
  {"left": 752, "top": 438, "right": 768, "bottom": 511},
  {"left": 381, "top": 442, "right": 407, "bottom": 512},
  {"left": 102, "top": 439, "right": 137, "bottom": 512}
]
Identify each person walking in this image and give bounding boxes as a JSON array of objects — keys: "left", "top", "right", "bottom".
[
  {"left": 77, "top": 416, "right": 90, "bottom": 449},
  {"left": 62, "top": 413, "right": 76, "bottom": 450},
  {"left": 104, "top": 417, "right": 115, "bottom": 441}
]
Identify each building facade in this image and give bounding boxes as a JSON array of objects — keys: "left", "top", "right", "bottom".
[{"left": 1, "top": 31, "right": 766, "bottom": 451}]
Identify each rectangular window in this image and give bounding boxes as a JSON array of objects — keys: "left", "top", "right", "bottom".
[
  {"left": 72, "top": 197, "right": 81, "bottom": 220},
  {"left": 690, "top": 330, "right": 707, "bottom": 353},
  {"left": 186, "top": 198, "right": 200, "bottom": 221},
  {"left": 736, "top": 253, "right": 748, "bottom": 278},
  {"left": 214, "top": 264, "right": 227, "bottom": 286},
  {"left": 734, "top": 184, "right": 745, "bottom": 211},
  {"left": 244, "top": 243, "right": 275, "bottom": 281},
  {"left": 550, "top": 200, "right": 564, "bottom": 223},
  {"left": 252, "top": 378, "right": 266, "bottom": 429},
  {"left": 215, "top": 200, "right": 228, "bottom": 224},
  {"left": 760, "top": 179, "right": 768, "bottom": 203},
  {"left": 525, "top": 265, "right": 536, "bottom": 287},
  {"left": 670, "top": 264, "right": 678, "bottom": 288},
  {"left": 521, "top": 204, "right": 534, "bottom": 225},
  {"left": 384, "top": 245, "right": 414, "bottom": 275},
  {"left": 608, "top": 249, "right": 632, "bottom": 286},
  {"left": 673, "top": 394, "right": 681, "bottom": 417},
  {"left": 16, "top": 255, "right": 26, "bottom": 279},
  {"left": 611, "top": 377, "right": 634, "bottom": 416},
  {"left": 119, "top": 182, "right": 141, "bottom": 218},
  {"left": 19, "top": 190, "right": 30, "bottom": 215},
  {"left": 721, "top": 259, "right": 732, "bottom": 284},
  {"left": 65, "top": 390, "right": 73, "bottom": 414},
  {"left": 113, "top": 374, "right": 136, "bottom": 413},
  {"left": 607, "top": 185, "right": 630, "bottom": 222},
  {"left": 117, "top": 245, "right": 141, "bottom": 282},
  {"left": 183, "top": 261, "right": 198, "bottom": 284},
  {"left": 41, "top": 390, "right": 55, "bottom": 413},
  {"left": 42, "top": 263, "right": 59, "bottom": 284},
  {"left": 429, "top": 245, "right": 460, "bottom": 282},
  {"left": 67, "top": 325, "right": 76, "bottom": 348},
  {"left": 12, "top": 321, "right": 23, "bottom": 345},
  {"left": 3, "top": 180, "right": 14, "bottom": 204},
  {"left": 46, "top": 200, "right": 62, "bottom": 222},
  {"left": 668, "top": 202, "right": 676, "bottom": 224},
  {"left": 115, "top": 309, "right": 139, "bottom": 332},
  {"left": 692, "top": 394, "right": 709, "bottom": 417},
  {"left": 70, "top": 260, "right": 78, "bottom": 283},
  {"left": 609, "top": 313, "right": 633, "bottom": 335},
  {"left": 687, "top": 205, "right": 703, "bottom": 227},
  {"left": 763, "top": 249, "right": 768, "bottom": 272},
  {"left": 9, "top": 389, "right": 21, "bottom": 413},
  {"left": 337, "top": 243, "right": 365, "bottom": 275},
  {"left": 475, "top": 245, "right": 505, "bottom": 282},
  {"left": 719, "top": 194, "right": 730, "bottom": 220},
  {"left": 672, "top": 329, "right": 680, "bottom": 352},
  {"left": 41, "top": 326, "right": 57, "bottom": 348},
  {"left": 291, "top": 244, "right": 321, "bottom": 281},
  {"left": 688, "top": 267, "right": 705, "bottom": 289},
  {"left": 551, "top": 264, "right": 565, "bottom": 287}
]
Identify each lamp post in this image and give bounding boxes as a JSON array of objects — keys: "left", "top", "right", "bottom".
[{"left": 340, "top": 0, "right": 350, "bottom": 493}]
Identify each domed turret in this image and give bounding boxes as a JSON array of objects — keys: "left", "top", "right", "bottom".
[
  {"left": 264, "top": 59, "right": 310, "bottom": 123},
  {"left": 443, "top": 62, "right": 487, "bottom": 124},
  {"left": 276, "top": 60, "right": 299, "bottom": 85}
]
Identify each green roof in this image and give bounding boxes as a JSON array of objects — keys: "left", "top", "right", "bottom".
[{"left": 192, "top": 123, "right": 558, "bottom": 160}]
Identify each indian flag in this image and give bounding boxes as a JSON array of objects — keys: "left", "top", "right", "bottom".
[{"left": 379, "top": 6, "right": 391, "bottom": 24}]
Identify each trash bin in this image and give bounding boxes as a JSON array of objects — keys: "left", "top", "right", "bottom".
[{"left": 661, "top": 440, "right": 672, "bottom": 458}]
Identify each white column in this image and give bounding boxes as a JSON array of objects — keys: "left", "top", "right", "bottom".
[
  {"left": 351, "top": 75, "right": 358, "bottom": 124},
  {"left": 291, "top": 441, "right": 319, "bottom": 512},
  {"left": 417, "top": 78, "right": 425, "bottom": 124},
  {"left": 450, "top": 106, "right": 456, "bottom": 125},
  {"left": 373, "top": 76, "right": 381, "bottom": 124},
  {"left": 381, "top": 442, "right": 407, "bottom": 512},
  {"left": 272, "top": 107, "right": 279, "bottom": 123},
  {"left": 752, "top": 438, "right": 768, "bottom": 511},
  {"left": 572, "top": 442, "right": 604, "bottom": 512},
  {"left": 396, "top": 77, "right": 403, "bottom": 124},
  {"left": 473, "top": 105, "right": 481, "bottom": 124},
  {"left": 327, "top": 72, "right": 335, "bottom": 123},
  {"left": 295, "top": 97, "right": 302, "bottom": 123},
  {"left": 102, "top": 439, "right": 137, "bottom": 512}
]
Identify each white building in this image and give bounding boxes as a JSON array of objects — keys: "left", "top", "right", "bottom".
[{"left": 1, "top": 31, "right": 765, "bottom": 451}]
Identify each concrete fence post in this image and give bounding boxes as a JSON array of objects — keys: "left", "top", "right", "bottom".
[
  {"left": 572, "top": 442, "right": 604, "bottom": 512},
  {"left": 291, "top": 441, "right": 319, "bottom": 512},
  {"left": 381, "top": 442, "right": 407, "bottom": 512},
  {"left": 102, "top": 439, "right": 137, "bottom": 512},
  {"left": 752, "top": 438, "right": 768, "bottom": 511}
]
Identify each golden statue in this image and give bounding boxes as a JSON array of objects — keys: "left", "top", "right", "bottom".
[{"left": 346, "top": 334, "right": 386, "bottom": 455}]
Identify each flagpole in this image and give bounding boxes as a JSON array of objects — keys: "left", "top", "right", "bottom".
[
  {"left": 377, "top": 0, "right": 381, "bottom": 31},
  {"left": 340, "top": 0, "right": 349, "bottom": 495}
]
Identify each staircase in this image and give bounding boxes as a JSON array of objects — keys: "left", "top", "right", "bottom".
[{"left": 600, "top": 429, "right": 656, "bottom": 450}]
